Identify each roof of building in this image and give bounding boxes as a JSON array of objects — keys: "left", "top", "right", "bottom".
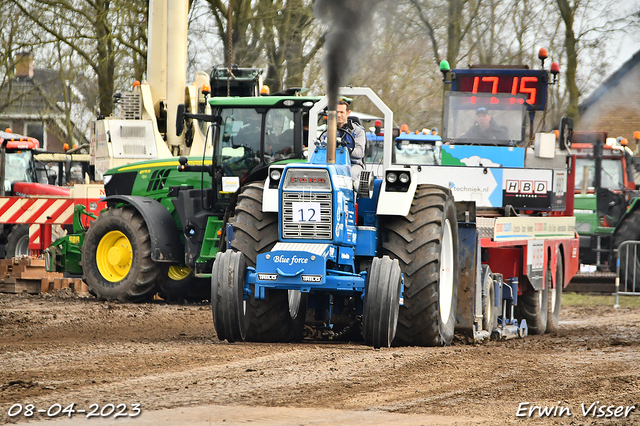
[
  {"left": 0, "top": 67, "right": 89, "bottom": 145},
  {"left": 579, "top": 49, "right": 640, "bottom": 114},
  {"left": 0, "top": 68, "right": 67, "bottom": 116}
]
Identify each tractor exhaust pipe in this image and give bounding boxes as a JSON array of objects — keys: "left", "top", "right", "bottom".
[{"left": 327, "top": 110, "right": 337, "bottom": 164}]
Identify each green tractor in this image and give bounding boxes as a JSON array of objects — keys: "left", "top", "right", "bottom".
[
  {"left": 47, "top": 95, "right": 321, "bottom": 302},
  {"left": 572, "top": 132, "right": 639, "bottom": 274}
]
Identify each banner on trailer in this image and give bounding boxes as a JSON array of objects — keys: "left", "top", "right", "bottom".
[{"left": 493, "top": 216, "right": 575, "bottom": 241}]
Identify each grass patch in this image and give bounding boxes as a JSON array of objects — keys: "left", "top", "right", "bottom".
[{"left": 563, "top": 292, "right": 640, "bottom": 308}]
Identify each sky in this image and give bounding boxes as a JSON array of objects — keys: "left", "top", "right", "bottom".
[
  {"left": 614, "top": 30, "right": 640, "bottom": 64},
  {"left": 608, "top": 0, "right": 640, "bottom": 63}
]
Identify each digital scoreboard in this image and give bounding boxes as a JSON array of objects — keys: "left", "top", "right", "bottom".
[{"left": 451, "top": 69, "right": 549, "bottom": 110}]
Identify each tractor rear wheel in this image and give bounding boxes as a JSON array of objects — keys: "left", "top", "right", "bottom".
[
  {"left": 211, "top": 250, "right": 248, "bottom": 342},
  {"left": 382, "top": 185, "right": 459, "bottom": 346},
  {"left": 362, "top": 256, "right": 402, "bottom": 348},
  {"left": 5, "top": 225, "right": 29, "bottom": 258},
  {"left": 158, "top": 265, "right": 210, "bottom": 303},
  {"left": 546, "top": 250, "right": 563, "bottom": 333},
  {"left": 82, "top": 206, "right": 159, "bottom": 302},
  {"left": 226, "top": 182, "right": 306, "bottom": 342},
  {"left": 613, "top": 209, "right": 640, "bottom": 291}
]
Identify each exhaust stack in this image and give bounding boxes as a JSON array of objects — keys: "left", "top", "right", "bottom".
[{"left": 326, "top": 110, "right": 337, "bottom": 164}]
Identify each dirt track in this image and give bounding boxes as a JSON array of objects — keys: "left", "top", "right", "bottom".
[{"left": 1, "top": 290, "right": 640, "bottom": 425}]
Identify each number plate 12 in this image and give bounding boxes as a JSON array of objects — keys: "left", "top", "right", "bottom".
[{"left": 292, "top": 202, "right": 321, "bottom": 222}]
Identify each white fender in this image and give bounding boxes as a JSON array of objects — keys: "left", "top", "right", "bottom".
[{"left": 376, "top": 169, "right": 418, "bottom": 217}]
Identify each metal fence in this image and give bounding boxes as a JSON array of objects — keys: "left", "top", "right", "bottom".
[{"left": 615, "top": 240, "right": 640, "bottom": 307}]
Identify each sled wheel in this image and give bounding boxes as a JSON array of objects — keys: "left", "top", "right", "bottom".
[
  {"left": 546, "top": 249, "right": 563, "bottom": 333},
  {"left": 517, "top": 270, "right": 549, "bottom": 335},
  {"left": 362, "top": 256, "right": 402, "bottom": 348},
  {"left": 211, "top": 250, "right": 248, "bottom": 343},
  {"left": 481, "top": 265, "right": 499, "bottom": 333}
]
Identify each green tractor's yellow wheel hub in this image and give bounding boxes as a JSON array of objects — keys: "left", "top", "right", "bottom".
[
  {"left": 97, "top": 230, "right": 132, "bottom": 282},
  {"left": 168, "top": 265, "right": 191, "bottom": 281}
]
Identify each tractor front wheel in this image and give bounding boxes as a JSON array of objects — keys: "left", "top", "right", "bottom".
[
  {"left": 226, "top": 182, "right": 306, "bottom": 342},
  {"left": 82, "top": 207, "right": 159, "bottom": 302},
  {"left": 211, "top": 250, "right": 248, "bottom": 342},
  {"left": 362, "top": 256, "right": 402, "bottom": 348}
]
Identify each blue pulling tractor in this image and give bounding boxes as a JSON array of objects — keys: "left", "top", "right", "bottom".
[{"left": 211, "top": 87, "right": 525, "bottom": 348}]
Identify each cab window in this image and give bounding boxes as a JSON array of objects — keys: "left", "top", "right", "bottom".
[{"left": 264, "top": 109, "right": 296, "bottom": 163}]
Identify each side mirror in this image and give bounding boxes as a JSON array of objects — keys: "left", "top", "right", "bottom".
[
  {"left": 176, "top": 104, "right": 185, "bottom": 136},
  {"left": 558, "top": 117, "right": 573, "bottom": 150}
]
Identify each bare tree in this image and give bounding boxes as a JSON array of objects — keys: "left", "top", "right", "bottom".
[
  {"left": 556, "top": 0, "right": 580, "bottom": 120},
  {"left": 204, "top": 0, "right": 323, "bottom": 92},
  {"left": 260, "top": 0, "right": 324, "bottom": 91},
  {"left": 10, "top": 0, "right": 148, "bottom": 116},
  {"left": 204, "top": 0, "right": 264, "bottom": 67},
  {"left": 410, "top": 0, "right": 484, "bottom": 68},
  {"left": 0, "top": 1, "right": 38, "bottom": 115}
]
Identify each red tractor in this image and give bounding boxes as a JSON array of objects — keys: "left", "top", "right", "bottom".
[{"left": 0, "top": 130, "right": 71, "bottom": 258}]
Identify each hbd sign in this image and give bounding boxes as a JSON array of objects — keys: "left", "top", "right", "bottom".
[
  {"left": 502, "top": 169, "right": 553, "bottom": 210},
  {"left": 505, "top": 180, "right": 548, "bottom": 194}
]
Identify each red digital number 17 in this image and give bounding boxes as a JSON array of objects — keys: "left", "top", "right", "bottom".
[{"left": 472, "top": 76, "right": 499, "bottom": 94}]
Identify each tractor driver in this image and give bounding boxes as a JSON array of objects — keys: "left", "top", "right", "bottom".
[
  {"left": 234, "top": 111, "right": 262, "bottom": 151},
  {"left": 462, "top": 107, "right": 509, "bottom": 141},
  {"left": 329, "top": 99, "right": 366, "bottom": 180}
]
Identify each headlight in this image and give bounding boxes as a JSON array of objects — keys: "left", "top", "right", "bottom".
[
  {"left": 103, "top": 174, "right": 112, "bottom": 185},
  {"left": 283, "top": 168, "right": 332, "bottom": 191},
  {"left": 270, "top": 169, "right": 282, "bottom": 181},
  {"left": 399, "top": 173, "right": 410, "bottom": 184},
  {"left": 386, "top": 172, "right": 397, "bottom": 183}
]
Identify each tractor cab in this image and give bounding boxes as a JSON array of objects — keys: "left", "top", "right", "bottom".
[
  {"left": 442, "top": 92, "right": 527, "bottom": 147},
  {"left": 0, "top": 131, "right": 40, "bottom": 192},
  {"left": 179, "top": 96, "right": 323, "bottom": 204},
  {"left": 393, "top": 130, "right": 442, "bottom": 165}
]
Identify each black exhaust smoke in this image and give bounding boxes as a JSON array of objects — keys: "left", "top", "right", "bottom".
[{"left": 314, "top": 0, "right": 384, "bottom": 163}]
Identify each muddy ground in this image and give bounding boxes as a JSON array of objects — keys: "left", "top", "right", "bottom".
[{"left": 1, "top": 290, "right": 640, "bottom": 425}]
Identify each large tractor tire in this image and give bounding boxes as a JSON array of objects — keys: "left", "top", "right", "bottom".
[
  {"left": 225, "top": 182, "right": 306, "bottom": 342},
  {"left": 158, "top": 265, "right": 210, "bottom": 303},
  {"left": 82, "top": 206, "right": 160, "bottom": 302},
  {"left": 362, "top": 256, "right": 402, "bottom": 348},
  {"left": 211, "top": 250, "right": 248, "bottom": 342},
  {"left": 613, "top": 210, "right": 640, "bottom": 292},
  {"left": 5, "top": 225, "right": 30, "bottom": 258},
  {"left": 516, "top": 271, "right": 549, "bottom": 335},
  {"left": 546, "top": 249, "right": 563, "bottom": 333},
  {"left": 381, "top": 185, "right": 459, "bottom": 346}
]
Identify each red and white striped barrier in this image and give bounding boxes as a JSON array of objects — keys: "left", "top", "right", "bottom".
[
  {"left": 0, "top": 198, "right": 75, "bottom": 225},
  {"left": 0, "top": 184, "right": 106, "bottom": 254}
]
